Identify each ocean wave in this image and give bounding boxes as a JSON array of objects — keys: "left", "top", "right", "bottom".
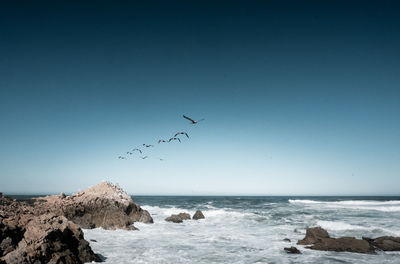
[
  {"left": 289, "top": 199, "right": 400, "bottom": 212},
  {"left": 316, "top": 220, "right": 367, "bottom": 231},
  {"left": 142, "top": 205, "right": 254, "bottom": 219}
]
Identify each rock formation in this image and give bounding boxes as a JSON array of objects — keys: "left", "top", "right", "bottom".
[
  {"left": 0, "top": 196, "right": 101, "bottom": 264},
  {"left": 284, "top": 246, "right": 301, "bottom": 254},
  {"left": 192, "top": 210, "right": 205, "bottom": 220},
  {"left": 363, "top": 236, "right": 400, "bottom": 251},
  {"left": 34, "top": 182, "right": 153, "bottom": 230},
  {"left": 297, "top": 227, "right": 400, "bottom": 254},
  {"left": 165, "top": 212, "right": 191, "bottom": 223}
]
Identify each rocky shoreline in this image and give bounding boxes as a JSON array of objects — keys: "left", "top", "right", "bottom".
[
  {"left": 2, "top": 183, "right": 400, "bottom": 263},
  {"left": 283, "top": 226, "right": 400, "bottom": 255},
  {"left": 0, "top": 182, "right": 152, "bottom": 264}
]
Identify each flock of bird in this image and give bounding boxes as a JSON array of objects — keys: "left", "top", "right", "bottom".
[{"left": 118, "top": 115, "right": 204, "bottom": 161}]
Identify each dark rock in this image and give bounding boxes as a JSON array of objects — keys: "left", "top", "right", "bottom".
[
  {"left": 90, "top": 239, "right": 97, "bottom": 242},
  {"left": 283, "top": 238, "right": 291, "bottom": 242},
  {"left": 165, "top": 212, "right": 191, "bottom": 223},
  {"left": 284, "top": 246, "right": 301, "bottom": 254},
  {"left": 59, "top": 192, "right": 66, "bottom": 199},
  {"left": 369, "top": 236, "right": 400, "bottom": 251},
  {"left": 192, "top": 210, "right": 205, "bottom": 220},
  {"left": 298, "top": 227, "right": 373, "bottom": 254},
  {"left": 178, "top": 213, "right": 191, "bottom": 220},
  {"left": 297, "top": 227, "right": 329, "bottom": 245},
  {"left": 0, "top": 193, "right": 2, "bottom": 198},
  {"left": 165, "top": 215, "right": 183, "bottom": 223}
]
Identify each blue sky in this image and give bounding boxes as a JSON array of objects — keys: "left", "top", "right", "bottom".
[{"left": 1, "top": 0, "right": 399, "bottom": 195}]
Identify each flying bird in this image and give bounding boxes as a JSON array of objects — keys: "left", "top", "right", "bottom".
[
  {"left": 183, "top": 115, "right": 204, "bottom": 124},
  {"left": 140, "top": 156, "right": 148, "bottom": 159},
  {"left": 126, "top": 151, "right": 133, "bottom": 155},
  {"left": 158, "top": 139, "right": 167, "bottom": 144},
  {"left": 174, "top": 132, "right": 189, "bottom": 138},
  {"left": 118, "top": 156, "right": 126, "bottom": 160},
  {"left": 168, "top": 137, "right": 181, "bottom": 143},
  {"left": 132, "top": 148, "right": 142, "bottom": 154},
  {"left": 142, "top": 144, "right": 154, "bottom": 148}
]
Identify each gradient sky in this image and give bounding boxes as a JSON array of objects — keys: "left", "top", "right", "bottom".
[{"left": 1, "top": 0, "right": 400, "bottom": 195}]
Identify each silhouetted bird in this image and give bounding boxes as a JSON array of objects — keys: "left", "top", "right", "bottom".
[
  {"left": 132, "top": 148, "right": 142, "bottom": 154},
  {"left": 168, "top": 137, "right": 181, "bottom": 143},
  {"left": 140, "top": 156, "right": 148, "bottom": 159},
  {"left": 158, "top": 139, "right": 167, "bottom": 144},
  {"left": 183, "top": 115, "right": 204, "bottom": 124},
  {"left": 118, "top": 156, "right": 126, "bottom": 160},
  {"left": 142, "top": 144, "right": 154, "bottom": 148},
  {"left": 174, "top": 132, "right": 189, "bottom": 138},
  {"left": 126, "top": 152, "right": 133, "bottom": 155}
]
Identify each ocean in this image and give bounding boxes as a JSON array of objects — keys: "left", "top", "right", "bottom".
[{"left": 82, "top": 196, "right": 400, "bottom": 263}]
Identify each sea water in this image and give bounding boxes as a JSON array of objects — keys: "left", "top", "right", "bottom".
[{"left": 84, "top": 196, "right": 400, "bottom": 263}]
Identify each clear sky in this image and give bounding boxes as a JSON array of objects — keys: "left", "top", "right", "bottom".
[{"left": 1, "top": 0, "right": 399, "bottom": 195}]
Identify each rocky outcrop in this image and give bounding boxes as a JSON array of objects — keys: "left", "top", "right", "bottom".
[
  {"left": 0, "top": 196, "right": 100, "bottom": 264},
  {"left": 192, "top": 210, "right": 205, "bottom": 220},
  {"left": 297, "top": 227, "right": 329, "bottom": 245},
  {"left": 284, "top": 246, "right": 301, "bottom": 254},
  {"left": 363, "top": 236, "right": 400, "bottom": 251},
  {"left": 34, "top": 182, "right": 153, "bottom": 230},
  {"left": 165, "top": 212, "right": 191, "bottom": 223},
  {"left": 296, "top": 227, "right": 400, "bottom": 254}
]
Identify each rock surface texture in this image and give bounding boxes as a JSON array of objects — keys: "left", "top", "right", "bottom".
[
  {"left": 165, "top": 212, "right": 191, "bottom": 223},
  {"left": 192, "top": 210, "right": 205, "bottom": 220},
  {"left": 284, "top": 246, "right": 301, "bottom": 254},
  {"left": 0, "top": 196, "right": 100, "bottom": 264},
  {"left": 298, "top": 227, "right": 400, "bottom": 254},
  {"left": 34, "top": 182, "right": 153, "bottom": 230}
]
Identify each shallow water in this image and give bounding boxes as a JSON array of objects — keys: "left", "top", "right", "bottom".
[{"left": 84, "top": 196, "right": 400, "bottom": 263}]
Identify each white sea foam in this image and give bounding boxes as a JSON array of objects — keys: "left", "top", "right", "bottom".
[
  {"left": 289, "top": 199, "right": 400, "bottom": 212},
  {"left": 316, "top": 220, "right": 367, "bottom": 231},
  {"left": 83, "top": 198, "right": 400, "bottom": 264}
]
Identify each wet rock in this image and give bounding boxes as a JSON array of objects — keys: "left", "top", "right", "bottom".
[
  {"left": 165, "top": 212, "right": 191, "bottom": 223},
  {"left": 33, "top": 182, "right": 153, "bottom": 230},
  {"left": 297, "top": 227, "right": 329, "bottom": 245},
  {"left": 165, "top": 215, "right": 183, "bottom": 223},
  {"left": 283, "top": 238, "right": 291, "bottom": 242},
  {"left": 368, "top": 236, "right": 400, "bottom": 251},
  {"left": 298, "top": 227, "right": 373, "bottom": 254},
  {"left": 192, "top": 210, "right": 205, "bottom": 220},
  {"left": 178, "top": 213, "right": 191, "bottom": 220},
  {"left": 284, "top": 246, "right": 301, "bottom": 254}
]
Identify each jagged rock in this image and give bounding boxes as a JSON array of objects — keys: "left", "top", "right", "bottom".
[
  {"left": 165, "top": 215, "right": 183, "bottom": 223},
  {"left": 34, "top": 182, "right": 153, "bottom": 230},
  {"left": 192, "top": 210, "right": 205, "bottom": 220},
  {"left": 367, "top": 236, "right": 400, "bottom": 251},
  {"left": 284, "top": 246, "right": 301, "bottom": 254},
  {"left": 283, "top": 238, "right": 291, "bottom": 242},
  {"left": 178, "top": 213, "right": 191, "bottom": 220},
  {"left": 297, "top": 227, "right": 329, "bottom": 245},
  {"left": 165, "top": 212, "right": 191, "bottom": 223},
  {"left": 298, "top": 227, "right": 373, "bottom": 254},
  {"left": 0, "top": 196, "right": 101, "bottom": 264}
]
